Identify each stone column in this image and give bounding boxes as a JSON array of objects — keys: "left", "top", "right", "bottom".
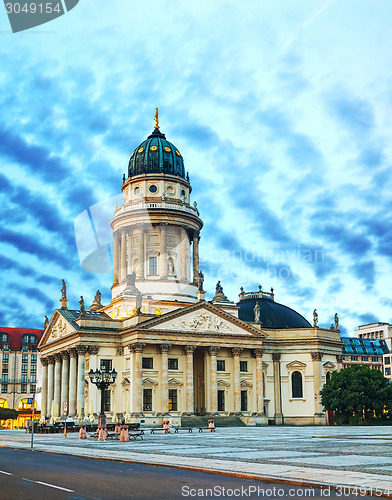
[
  {"left": 47, "top": 356, "right": 54, "bottom": 416},
  {"left": 60, "top": 351, "right": 69, "bottom": 416},
  {"left": 208, "top": 347, "right": 220, "bottom": 413},
  {"left": 160, "top": 344, "right": 171, "bottom": 414},
  {"left": 53, "top": 353, "right": 62, "bottom": 417},
  {"left": 76, "top": 346, "right": 88, "bottom": 417},
  {"left": 130, "top": 343, "right": 145, "bottom": 415},
  {"left": 137, "top": 224, "right": 145, "bottom": 279},
  {"left": 254, "top": 348, "right": 264, "bottom": 414},
  {"left": 273, "top": 353, "right": 283, "bottom": 425},
  {"left": 40, "top": 358, "right": 48, "bottom": 417},
  {"left": 113, "top": 232, "right": 120, "bottom": 286},
  {"left": 184, "top": 346, "right": 196, "bottom": 414},
  {"left": 232, "top": 348, "right": 242, "bottom": 413},
  {"left": 160, "top": 223, "right": 167, "bottom": 278},
  {"left": 120, "top": 229, "right": 127, "bottom": 282},
  {"left": 127, "top": 230, "right": 133, "bottom": 277},
  {"left": 68, "top": 348, "right": 77, "bottom": 417},
  {"left": 311, "top": 352, "right": 324, "bottom": 419},
  {"left": 180, "top": 226, "right": 188, "bottom": 281},
  {"left": 192, "top": 231, "right": 199, "bottom": 284}
]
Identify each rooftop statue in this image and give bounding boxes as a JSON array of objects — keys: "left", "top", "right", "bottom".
[
  {"left": 61, "top": 279, "right": 67, "bottom": 300},
  {"left": 254, "top": 302, "right": 261, "bottom": 323},
  {"left": 313, "top": 309, "right": 318, "bottom": 327}
]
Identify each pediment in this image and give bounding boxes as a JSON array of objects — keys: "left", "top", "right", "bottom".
[
  {"left": 40, "top": 311, "right": 77, "bottom": 346},
  {"left": 143, "top": 377, "right": 158, "bottom": 386},
  {"left": 286, "top": 360, "right": 307, "bottom": 370},
  {"left": 323, "top": 361, "right": 336, "bottom": 370},
  {"left": 240, "top": 379, "right": 253, "bottom": 387},
  {"left": 168, "top": 378, "right": 183, "bottom": 386},
  {"left": 144, "top": 302, "right": 264, "bottom": 337},
  {"left": 217, "top": 379, "right": 230, "bottom": 387}
]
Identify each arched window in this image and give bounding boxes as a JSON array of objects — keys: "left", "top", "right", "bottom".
[
  {"left": 291, "top": 371, "right": 303, "bottom": 398},
  {"left": 326, "top": 372, "right": 331, "bottom": 383}
]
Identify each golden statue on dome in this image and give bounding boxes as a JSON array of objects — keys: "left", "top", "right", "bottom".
[{"left": 154, "top": 107, "right": 159, "bottom": 129}]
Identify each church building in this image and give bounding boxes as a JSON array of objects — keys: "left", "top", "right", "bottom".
[{"left": 38, "top": 113, "right": 343, "bottom": 426}]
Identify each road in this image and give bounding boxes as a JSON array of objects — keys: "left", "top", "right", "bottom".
[{"left": 0, "top": 448, "right": 374, "bottom": 499}]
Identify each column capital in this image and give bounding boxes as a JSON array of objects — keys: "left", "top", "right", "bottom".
[
  {"left": 116, "top": 346, "right": 124, "bottom": 356},
  {"left": 159, "top": 343, "right": 171, "bottom": 354},
  {"left": 183, "top": 345, "right": 196, "bottom": 355},
  {"left": 47, "top": 355, "right": 55, "bottom": 364},
  {"left": 88, "top": 346, "right": 100, "bottom": 355},
  {"left": 231, "top": 347, "right": 243, "bottom": 357},
  {"left": 272, "top": 353, "right": 281, "bottom": 362},
  {"left": 60, "top": 351, "right": 69, "bottom": 360},
  {"left": 76, "top": 345, "right": 88, "bottom": 355},
  {"left": 128, "top": 342, "right": 145, "bottom": 353},
  {"left": 160, "top": 222, "right": 169, "bottom": 227},
  {"left": 311, "top": 352, "right": 323, "bottom": 361},
  {"left": 253, "top": 348, "right": 264, "bottom": 358},
  {"left": 68, "top": 348, "right": 78, "bottom": 358},
  {"left": 41, "top": 357, "right": 49, "bottom": 367},
  {"left": 208, "top": 346, "right": 220, "bottom": 356},
  {"left": 54, "top": 353, "right": 62, "bottom": 362},
  {"left": 136, "top": 223, "right": 145, "bottom": 232}
]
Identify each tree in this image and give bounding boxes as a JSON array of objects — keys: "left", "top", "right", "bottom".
[
  {"left": 320, "top": 365, "right": 392, "bottom": 425},
  {"left": 0, "top": 408, "right": 18, "bottom": 421}
]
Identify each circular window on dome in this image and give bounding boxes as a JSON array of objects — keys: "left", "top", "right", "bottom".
[
  {"left": 164, "top": 146, "right": 171, "bottom": 152},
  {"left": 134, "top": 187, "right": 141, "bottom": 195},
  {"left": 167, "top": 185, "right": 175, "bottom": 195},
  {"left": 175, "top": 150, "right": 181, "bottom": 156},
  {"left": 138, "top": 147, "right": 144, "bottom": 153},
  {"left": 149, "top": 185, "right": 158, "bottom": 193},
  {"left": 150, "top": 145, "right": 158, "bottom": 151}
]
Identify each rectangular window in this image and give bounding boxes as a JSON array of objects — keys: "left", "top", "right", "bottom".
[
  {"left": 168, "top": 358, "right": 178, "bottom": 370},
  {"left": 30, "top": 365, "right": 36, "bottom": 374},
  {"left": 22, "top": 354, "right": 28, "bottom": 363},
  {"left": 30, "top": 375, "right": 36, "bottom": 383},
  {"left": 21, "top": 375, "right": 27, "bottom": 383},
  {"left": 1, "top": 375, "right": 8, "bottom": 383},
  {"left": 149, "top": 256, "right": 158, "bottom": 275},
  {"left": 241, "top": 390, "right": 248, "bottom": 412},
  {"left": 21, "top": 384, "right": 27, "bottom": 394},
  {"left": 103, "top": 389, "right": 111, "bottom": 412},
  {"left": 218, "top": 390, "right": 225, "bottom": 411},
  {"left": 351, "top": 356, "right": 358, "bottom": 361},
  {"left": 143, "top": 388, "right": 152, "bottom": 411},
  {"left": 1, "top": 384, "right": 7, "bottom": 394},
  {"left": 142, "top": 358, "right": 153, "bottom": 369},
  {"left": 385, "top": 367, "right": 391, "bottom": 376},
  {"left": 22, "top": 365, "right": 28, "bottom": 373},
  {"left": 372, "top": 357, "right": 379, "bottom": 362},
  {"left": 30, "top": 385, "right": 36, "bottom": 394},
  {"left": 3, "top": 345, "right": 9, "bottom": 351},
  {"left": 385, "top": 357, "right": 391, "bottom": 365},
  {"left": 31, "top": 345, "right": 37, "bottom": 352},
  {"left": 168, "top": 389, "right": 177, "bottom": 411},
  {"left": 362, "top": 356, "right": 368, "bottom": 362},
  {"left": 100, "top": 359, "right": 112, "bottom": 371},
  {"left": 217, "top": 360, "right": 225, "bottom": 371},
  {"left": 240, "top": 361, "right": 248, "bottom": 372},
  {"left": 22, "top": 345, "right": 28, "bottom": 352},
  {"left": 2, "top": 368, "right": 7, "bottom": 374},
  {"left": 31, "top": 355, "right": 37, "bottom": 364},
  {"left": 2, "top": 354, "right": 8, "bottom": 363}
]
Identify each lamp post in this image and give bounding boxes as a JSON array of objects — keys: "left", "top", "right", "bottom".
[{"left": 89, "top": 366, "right": 117, "bottom": 427}]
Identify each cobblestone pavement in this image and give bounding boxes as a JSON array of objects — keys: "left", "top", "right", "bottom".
[{"left": 1, "top": 426, "right": 392, "bottom": 492}]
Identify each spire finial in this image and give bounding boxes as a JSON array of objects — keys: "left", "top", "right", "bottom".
[{"left": 154, "top": 107, "right": 159, "bottom": 129}]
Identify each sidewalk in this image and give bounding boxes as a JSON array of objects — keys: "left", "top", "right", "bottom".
[{"left": 1, "top": 426, "right": 392, "bottom": 495}]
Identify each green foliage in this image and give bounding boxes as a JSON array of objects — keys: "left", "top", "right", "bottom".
[
  {"left": 320, "top": 365, "right": 392, "bottom": 425},
  {"left": 0, "top": 408, "right": 18, "bottom": 421}
]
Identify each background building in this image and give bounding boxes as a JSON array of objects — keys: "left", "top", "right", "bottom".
[
  {"left": 353, "top": 323, "right": 392, "bottom": 381},
  {"left": 0, "top": 327, "right": 43, "bottom": 428}
]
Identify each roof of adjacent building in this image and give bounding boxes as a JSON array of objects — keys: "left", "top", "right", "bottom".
[
  {"left": 0, "top": 327, "right": 44, "bottom": 351},
  {"left": 341, "top": 336, "right": 389, "bottom": 355},
  {"left": 127, "top": 128, "right": 186, "bottom": 179},
  {"left": 237, "top": 292, "right": 311, "bottom": 329}
]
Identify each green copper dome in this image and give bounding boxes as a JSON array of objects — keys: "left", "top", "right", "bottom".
[{"left": 128, "top": 127, "right": 186, "bottom": 179}]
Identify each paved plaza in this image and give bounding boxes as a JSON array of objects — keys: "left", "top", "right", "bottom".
[{"left": 1, "top": 426, "right": 392, "bottom": 493}]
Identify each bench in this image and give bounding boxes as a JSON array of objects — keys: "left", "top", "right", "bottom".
[
  {"left": 173, "top": 427, "right": 193, "bottom": 433},
  {"left": 150, "top": 428, "right": 170, "bottom": 434},
  {"left": 129, "top": 431, "right": 143, "bottom": 440},
  {"left": 198, "top": 427, "right": 215, "bottom": 432}
]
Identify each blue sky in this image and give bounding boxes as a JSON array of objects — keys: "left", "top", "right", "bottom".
[{"left": 1, "top": 0, "right": 392, "bottom": 334}]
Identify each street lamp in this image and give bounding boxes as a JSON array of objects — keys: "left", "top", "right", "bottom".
[{"left": 89, "top": 365, "right": 117, "bottom": 427}]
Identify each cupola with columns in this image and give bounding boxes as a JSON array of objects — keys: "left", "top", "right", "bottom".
[{"left": 109, "top": 110, "right": 203, "bottom": 316}]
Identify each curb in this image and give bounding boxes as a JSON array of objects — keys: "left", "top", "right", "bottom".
[{"left": 1, "top": 444, "right": 391, "bottom": 498}]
